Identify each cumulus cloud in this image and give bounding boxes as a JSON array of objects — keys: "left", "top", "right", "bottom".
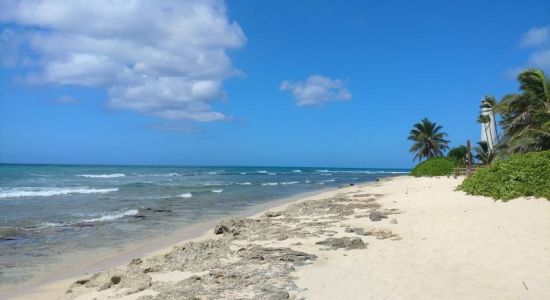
[
  {"left": 0, "top": 0, "right": 245, "bottom": 121},
  {"left": 528, "top": 48, "right": 550, "bottom": 69},
  {"left": 520, "top": 26, "right": 550, "bottom": 48},
  {"left": 280, "top": 75, "right": 352, "bottom": 107},
  {"left": 507, "top": 26, "right": 550, "bottom": 77}
]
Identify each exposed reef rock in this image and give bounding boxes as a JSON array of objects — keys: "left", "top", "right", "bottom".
[{"left": 62, "top": 188, "right": 401, "bottom": 299}]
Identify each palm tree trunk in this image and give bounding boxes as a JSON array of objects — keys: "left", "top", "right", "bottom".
[
  {"left": 481, "top": 123, "right": 490, "bottom": 149},
  {"left": 487, "top": 122, "right": 495, "bottom": 150},
  {"left": 492, "top": 111, "right": 500, "bottom": 143}
]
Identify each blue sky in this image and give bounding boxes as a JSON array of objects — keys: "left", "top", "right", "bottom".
[{"left": 0, "top": 0, "right": 549, "bottom": 168}]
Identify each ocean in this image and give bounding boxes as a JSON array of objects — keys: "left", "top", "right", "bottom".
[{"left": 0, "top": 164, "right": 408, "bottom": 288}]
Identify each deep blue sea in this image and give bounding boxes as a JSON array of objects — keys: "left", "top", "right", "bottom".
[{"left": 0, "top": 164, "right": 408, "bottom": 288}]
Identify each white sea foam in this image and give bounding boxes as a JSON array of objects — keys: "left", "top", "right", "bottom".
[
  {"left": 351, "top": 177, "right": 359, "bottom": 180},
  {"left": 292, "top": 169, "right": 302, "bottom": 173},
  {"left": 240, "top": 172, "right": 247, "bottom": 175},
  {"left": 236, "top": 182, "right": 252, "bottom": 185},
  {"left": 305, "top": 180, "right": 311, "bottom": 183},
  {"left": 211, "top": 189, "right": 224, "bottom": 193},
  {"left": 207, "top": 170, "right": 224, "bottom": 175},
  {"left": 0, "top": 187, "right": 119, "bottom": 198},
  {"left": 320, "top": 173, "right": 332, "bottom": 176},
  {"left": 202, "top": 182, "right": 229, "bottom": 186},
  {"left": 281, "top": 181, "right": 299, "bottom": 185},
  {"left": 30, "top": 221, "right": 65, "bottom": 230},
  {"left": 261, "top": 182, "right": 279, "bottom": 186},
  {"left": 77, "top": 174, "right": 126, "bottom": 178},
  {"left": 268, "top": 172, "right": 277, "bottom": 175},
  {"left": 178, "top": 193, "right": 193, "bottom": 198},
  {"left": 81, "top": 209, "right": 139, "bottom": 223},
  {"left": 322, "top": 179, "right": 336, "bottom": 182},
  {"left": 316, "top": 169, "right": 330, "bottom": 173},
  {"left": 257, "top": 170, "right": 268, "bottom": 173}
]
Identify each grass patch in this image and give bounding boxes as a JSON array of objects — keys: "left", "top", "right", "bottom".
[
  {"left": 411, "top": 157, "right": 456, "bottom": 177},
  {"left": 458, "top": 151, "right": 550, "bottom": 201}
]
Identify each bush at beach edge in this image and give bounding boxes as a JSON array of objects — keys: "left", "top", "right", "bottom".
[
  {"left": 458, "top": 151, "right": 550, "bottom": 201},
  {"left": 411, "top": 157, "right": 457, "bottom": 177}
]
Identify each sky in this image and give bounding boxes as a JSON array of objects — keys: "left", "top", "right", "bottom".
[{"left": 0, "top": 0, "right": 549, "bottom": 168}]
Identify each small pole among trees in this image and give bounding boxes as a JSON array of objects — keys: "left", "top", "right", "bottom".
[{"left": 466, "top": 140, "right": 472, "bottom": 174}]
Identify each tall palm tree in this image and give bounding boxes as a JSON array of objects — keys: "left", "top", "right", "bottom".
[
  {"left": 408, "top": 118, "right": 450, "bottom": 161},
  {"left": 496, "top": 68, "right": 550, "bottom": 152}
]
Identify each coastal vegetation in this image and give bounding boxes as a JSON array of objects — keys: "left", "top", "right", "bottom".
[
  {"left": 474, "top": 141, "right": 494, "bottom": 165},
  {"left": 462, "top": 68, "right": 550, "bottom": 200},
  {"left": 459, "top": 151, "right": 550, "bottom": 200},
  {"left": 408, "top": 68, "right": 550, "bottom": 201},
  {"left": 407, "top": 118, "right": 450, "bottom": 162},
  {"left": 494, "top": 69, "right": 550, "bottom": 155},
  {"left": 410, "top": 157, "right": 456, "bottom": 177},
  {"left": 447, "top": 145, "right": 469, "bottom": 166}
]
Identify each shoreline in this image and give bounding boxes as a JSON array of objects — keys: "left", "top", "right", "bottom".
[
  {"left": 5, "top": 175, "right": 550, "bottom": 299},
  {"left": 0, "top": 183, "right": 360, "bottom": 300}
]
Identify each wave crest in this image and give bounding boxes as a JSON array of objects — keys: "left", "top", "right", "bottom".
[
  {"left": 77, "top": 174, "right": 126, "bottom": 178},
  {"left": 81, "top": 209, "right": 139, "bottom": 223},
  {"left": 0, "top": 187, "right": 119, "bottom": 198}
]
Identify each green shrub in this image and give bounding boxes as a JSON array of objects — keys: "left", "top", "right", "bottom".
[
  {"left": 411, "top": 157, "right": 456, "bottom": 177},
  {"left": 447, "top": 145, "right": 469, "bottom": 166},
  {"left": 458, "top": 151, "right": 550, "bottom": 201}
]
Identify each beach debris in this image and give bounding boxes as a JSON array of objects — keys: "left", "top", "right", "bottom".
[{"left": 316, "top": 237, "right": 367, "bottom": 250}]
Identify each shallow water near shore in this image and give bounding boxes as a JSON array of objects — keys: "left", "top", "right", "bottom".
[{"left": 0, "top": 164, "right": 408, "bottom": 290}]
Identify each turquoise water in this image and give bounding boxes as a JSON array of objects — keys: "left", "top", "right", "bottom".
[{"left": 0, "top": 164, "right": 408, "bottom": 287}]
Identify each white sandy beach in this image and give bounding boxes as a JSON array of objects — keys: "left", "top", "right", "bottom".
[{"left": 5, "top": 176, "right": 550, "bottom": 300}]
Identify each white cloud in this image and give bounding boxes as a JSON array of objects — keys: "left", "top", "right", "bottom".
[
  {"left": 520, "top": 26, "right": 550, "bottom": 48},
  {"left": 0, "top": 0, "right": 245, "bottom": 122},
  {"left": 528, "top": 48, "right": 550, "bottom": 69},
  {"left": 280, "top": 75, "right": 352, "bottom": 107},
  {"left": 507, "top": 26, "right": 550, "bottom": 76}
]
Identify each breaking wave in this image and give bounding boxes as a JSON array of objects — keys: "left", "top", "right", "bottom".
[
  {"left": 0, "top": 187, "right": 119, "bottom": 198},
  {"left": 81, "top": 209, "right": 139, "bottom": 223},
  {"left": 281, "top": 181, "right": 299, "bottom": 185},
  {"left": 76, "top": 174, "right": 126, "bottom": 178}
]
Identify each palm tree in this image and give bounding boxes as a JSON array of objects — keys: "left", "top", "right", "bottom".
[
  {"left": 474, "top": 141, "right": 494, "bottom": 165},
  {"left": 408, "top": 118, "right": 450, "bottom": 161},
  {"left": 496, "top": 68, "right": 550, "bottom": 152},
  {"left": 447, "top": 145, "right": 470, "bottom": 165}
]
